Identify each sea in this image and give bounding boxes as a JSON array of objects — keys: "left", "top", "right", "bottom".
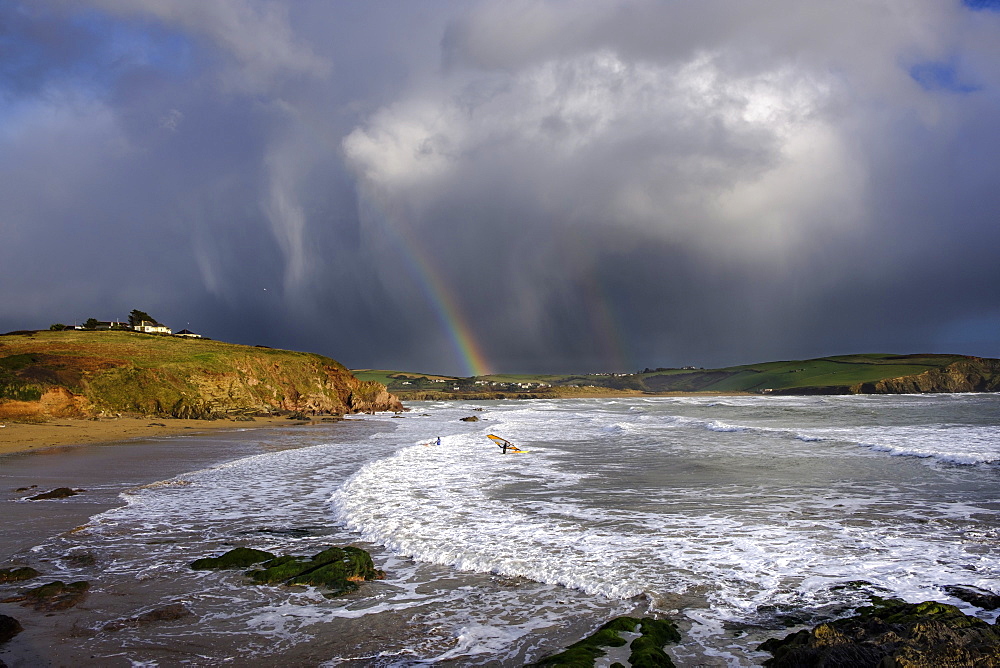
[{"left": 4, "top": 393, "right": 1000, "bottom": 666}]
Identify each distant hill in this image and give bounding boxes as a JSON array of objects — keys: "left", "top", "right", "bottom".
[
  {"left": 0, "top": 330, "right": 402, "bottom": 421},
  {"left": 354, "top": 353, "right": 1000, "bottom": 399}
]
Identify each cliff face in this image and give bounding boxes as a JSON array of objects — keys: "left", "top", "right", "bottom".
[
  {"left": 0, "top": 331, "right": 403, "bottom": 420},
  {"left": 851, "top": 358, "right": 1000, "bottom": 394}
]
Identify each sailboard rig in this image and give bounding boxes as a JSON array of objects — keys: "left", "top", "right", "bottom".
[{"left": 487, "top": 434, "right": 528, "bottom": 454}]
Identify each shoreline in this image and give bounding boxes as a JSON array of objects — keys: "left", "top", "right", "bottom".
[
  {"left": 0, "top": 415, "right": 323, "bottom": 456},
  {"left": 392, "top": 389, "right": 755, "bottom": 401},
  {"left": 0, "top": 394, "right": 744, "bottom": 456}
]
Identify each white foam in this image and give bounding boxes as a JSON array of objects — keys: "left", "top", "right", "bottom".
[
  {"left": 330, "top": 395, "right": 1000, "bottom": 659},
  {"left": 19, "top": 394, "right": 1000, "bottom": 665}
]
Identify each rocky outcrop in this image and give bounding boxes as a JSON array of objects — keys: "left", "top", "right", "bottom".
[
  {"left": 347, "top": 381, "right": 402, "bottom": 414},
  {"left": 531, "top": 616, "right": 680, "bottom": 667},
  {"left": 190, "top": 547, "right": 276, "bottom": 570},
  {"left": 0, "top": 387, "right": 89, "bottom": 419},
  {"left": 247, "top": 546, "right": 384, "bottom": 595},
  {"left": 0, "top": 614, "right": 22, "bottom": 645},
  {"left": 0, "top": 568, "right": 39, "bottom": 584},
  {"left": 944, "top": 585, "right": 1000, "bottom": 611},
  {"left": 103, "top": 603, "right": 193, "bottom": 632},
  {"left": 3, "top": 581, "right": 90, "bottom": 612},
  {"left": 27, "top": 487, "right": 82, "bottom": 500},
  {"left": 759, "top": 599, "right": 1000, "bottom": 667},
  {"left": 191, "top": 545, "right": 385, "bottom": 598},
  {"left": 852, "top": 358, "right": 1000, "bottom": 394},
  {"left": 0, "top": 331, "right": 403, "bottom": 420}
]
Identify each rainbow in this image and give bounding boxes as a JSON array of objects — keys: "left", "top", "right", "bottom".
[
  {"left": 361, "top": 195, "right": 491, "bottom": 377},
  {"left": 399, "top": 240, "right": 492, "bottom": 377}
]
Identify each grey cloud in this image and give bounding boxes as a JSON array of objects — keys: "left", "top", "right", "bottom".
[{"left": 2, "top": 1, "right": 999, "bottom": 375}]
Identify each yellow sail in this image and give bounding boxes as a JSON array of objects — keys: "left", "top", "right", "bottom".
[{"left": 487, "top": 434, "right": 526, "bottom": 452}]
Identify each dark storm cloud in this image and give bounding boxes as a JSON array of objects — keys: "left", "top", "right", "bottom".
[{"left": 2, "top": 1, "right": 999, "bottom": 375}]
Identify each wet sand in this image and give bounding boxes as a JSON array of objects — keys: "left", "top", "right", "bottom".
[
  {"left": 0, "top": 418, "right": 401, "bottom": 667},
  {"left": 0, "top": 416, "right": 298, "bottom": 456}
]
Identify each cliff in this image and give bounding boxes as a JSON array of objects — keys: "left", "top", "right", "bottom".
[
  {"left": 0, "top": 330, "right": 403, "bottom": 421},
  {"left": 850, "top": 357, "right": 1000, "bottom": 394}
]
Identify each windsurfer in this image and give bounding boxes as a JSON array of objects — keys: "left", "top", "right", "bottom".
[{"left": 487, "top": 434, "right": 525, "bottom": 454}]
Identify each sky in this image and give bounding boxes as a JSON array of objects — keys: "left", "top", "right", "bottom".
[{"left": 2, "top": 0, "right": 1000, "bottom": 376}]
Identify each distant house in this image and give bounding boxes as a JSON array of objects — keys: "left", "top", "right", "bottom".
[
  {"left": 134, "top": 320, "right": 172, "bottom": 335},
  {"left": 174, "top": 329, "right": 202, "bottom": 338},
  {"left": 75, "top": 320, "right": 127, "bottom": 331}
]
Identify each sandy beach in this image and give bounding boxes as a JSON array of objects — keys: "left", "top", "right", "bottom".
[{"left": 0, "top": 416, "right": 322, "bottom": 456}]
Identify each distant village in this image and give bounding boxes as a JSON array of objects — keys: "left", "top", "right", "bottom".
[{"left": 48, "top": 309, "right": 202, "bottom": 339}]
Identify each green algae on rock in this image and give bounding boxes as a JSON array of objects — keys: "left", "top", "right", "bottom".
[
  {"left": 249, "top": 546, "right": 385, "bottom": 596},
  {"left": 190, "top": 547, "right": 277, "bottom": 570},
  {"left": 759, "top": 599, "right": 1000, "bottom": 667},
  {"left": 0, "top": 567, "right": 39, "bottom": 584},
  {"left": 531, "top": 616, "right": 680, "bottom": 667},
  {"left": 191, "top": 545, "right": 384, "bottom": 597},
  {"left": 6, "top": 581, "right": 90, "bottom": 611}
]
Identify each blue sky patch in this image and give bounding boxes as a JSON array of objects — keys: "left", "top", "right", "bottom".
[
  {"left": 909, "top": 61, "right": 980, "bottom": 93},
  {"left": 963, "top": 0, "right": 1000, "bottom": 10}
]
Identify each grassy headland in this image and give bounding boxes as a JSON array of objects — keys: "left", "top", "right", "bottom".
[
  {"left": 0, "top": 329, "right": 401, "bottom": 422},
  {"left": 355, "top": 353, "right": 1000, "bottom": 400}
]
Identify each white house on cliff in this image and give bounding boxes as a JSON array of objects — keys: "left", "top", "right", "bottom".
[{"left": 134, "top": 320, "right": 172, "bottom": 334}]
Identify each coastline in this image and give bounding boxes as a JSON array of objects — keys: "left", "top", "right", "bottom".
[
  {"left": 392, "top": 388, "right": 754, "bottom": 401},
  {"left": 0, "top": 416, "right": 319, "bottom": 456},
  {"left": 0, "top": 393, "right": 744, "bottom": 455}
]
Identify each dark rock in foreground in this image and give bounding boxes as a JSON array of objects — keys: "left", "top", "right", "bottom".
[
  {"left": 0, "top": 614, "right": 22, "bottom": 645},
  {"left": 531, "top": 616, "right": 680, "bottom": 667},
  {"left": 191, "top": 545, "right": 384, "bottom": 597},
  {"left": 0, "top": 567, "right": 39, "bottom": 584},
  {"left": 27, "top": 487, "right": 83, "bottom": 500},
  {"left": 3, "top": 581, "right": 89, "bottom": 611},
  {"left": 103, "top": 603, "right": 193, "bottom": 632},
  {"left": 945, "top": 585, "right": 1000, "bottom": 611},
  {"left": 759, "top": 599, "right": 1000, "bottom": 667}
]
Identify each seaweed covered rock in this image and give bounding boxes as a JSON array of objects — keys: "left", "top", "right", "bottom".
[
  {"left": 759, "top": 599, "right": 1000, "bottom": 667},
  {"left": 5, "top": 581, "right": 89, "bottom": 611},
  {"left": 0, "top": 567, "right": 39, "bottom": 584},
  {"left": 248, "top": 546, "right": 385, "bottom": 596},
  {"left": 629, "top": 618, "right": 682, "bottom": 667},
  {"left": 190, "top": 547, "right": 276, "bottom": 570},
  {"left": 191, "top": 545, "right": 384, "bottom": 597},
  {"left": 532, "top": 616, "right": 680, "bottom": 667}
]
